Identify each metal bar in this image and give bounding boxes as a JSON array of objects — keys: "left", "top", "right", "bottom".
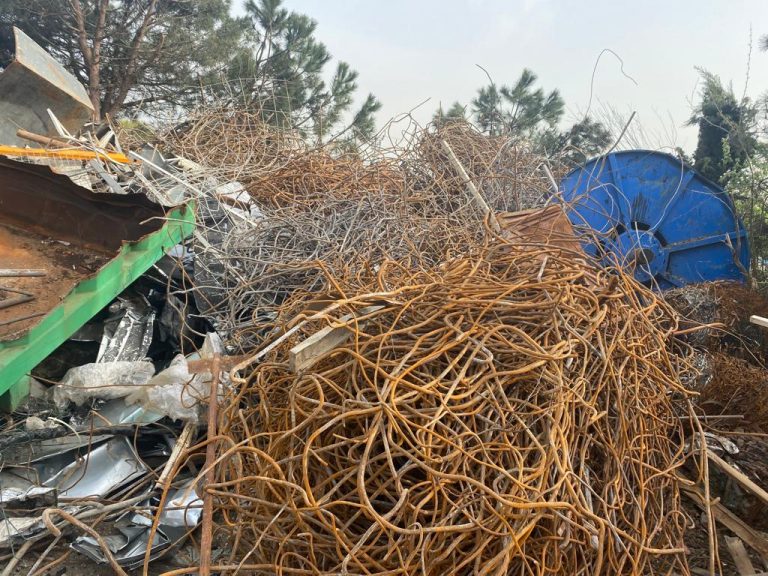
[
  {"left": 15, "top": 129, "right": 68, "bottom": 148},
  {"left": 440, "top": 140, "right": 501, "bottom": 233},
  {"left": 199, "top": 355, "right": 221, "bottom": 576},
  {"left": 0, "top": 269, "right": 46, "bottom": 277},
  {"left": 0, "top": 294, "right": 34, "bottom": 310},
  {"left": 0, "top": 312, "right": 45, "bottom": 327},
  {"left": 0, "top": 286, "right": 34, "bottom": 310}
]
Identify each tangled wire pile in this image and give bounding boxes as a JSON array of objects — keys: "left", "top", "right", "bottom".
[
  {"left": 212, "top": 242, "right": 696, "bottom": 575},
  {"left": 416, "top": 121, "right": 553, "bottom": 212},
  {"left": 165, "top": 107, "right": 306, "bottom": 186},
  {"left": 168, "top": 108, "right": 551, "bottom": 211},
  {"left": 170, "top": 109, "right": 554, "bottom": 349},
  {"left": 699, "top": 353, "right": 768, "bottom": 430},
  {"left": 209, "top": 191, "right": 485, "bottom": 349}
]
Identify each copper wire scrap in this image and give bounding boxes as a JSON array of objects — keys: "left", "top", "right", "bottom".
[{"left": 209, "top": 242, "right": 698, "bottom": 576}]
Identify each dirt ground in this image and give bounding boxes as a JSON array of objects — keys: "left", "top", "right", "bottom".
[
  {"left": 5, "top": 528, "right": 226, "bottom": 576},
  {"left": 0, "top": 223, "right": 107, "bottom": 341},
  {"left": 10, "top": 543, "right": 184, "bottom": 576}
]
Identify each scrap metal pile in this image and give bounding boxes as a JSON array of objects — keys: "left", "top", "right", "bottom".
[
  {"left": 3, "top": 100, "right": 768, "bottom": 575},
  {"left": 2, "top": 39, "right": 768, "bottom": 572},
  {"left": 160, "top": 111, "right": 768, "bottom": 575},
  {"left": 170, "top": 113, "right": 553, "bottom": 350},
  {"left": 214, "top": 244, "right": 696, "bottom": 575},
  {"left": 668, "top": 281, "right": 768, "bottom": 430}
]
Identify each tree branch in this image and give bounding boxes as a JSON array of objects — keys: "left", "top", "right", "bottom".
[{"left": 104, "top": 0, "right": 159, "bottom": 117}]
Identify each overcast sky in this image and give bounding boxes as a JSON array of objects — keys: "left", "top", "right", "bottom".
[{"left": 235, "top": 1, "right": 768, "bottom": 152}]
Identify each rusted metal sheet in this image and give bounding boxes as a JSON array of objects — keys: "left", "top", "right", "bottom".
[
  {"left": 0, "top": 222, "right": 107, "bottom": 340},
  {"left": 0, "top": 27, "right": 94, "bottom": 146},
  {"left": 0, "top": 156, "right": 166, "bottom": 252},
  {"left": 497, "top": 205, "right": 583, "bottom": 253},
  {"left": 0, "top": 156, "right": 171, "bottom": 341}
]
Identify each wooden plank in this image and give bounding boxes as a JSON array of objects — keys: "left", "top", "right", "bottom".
[
  {"left": 726, "top": 536, "right": 757, "bottom": 575},
  {"left": 289, "top": 305, "right": 383, "bottom": 373},
  {"left": 750, "top": 315, "right": 768, "bottom": 329},
  {"left": 683, "top": 486, "right": 768, "bottom": 563},
  {"left": 708, "top": 449, "right": 768, "bottom": 508}
]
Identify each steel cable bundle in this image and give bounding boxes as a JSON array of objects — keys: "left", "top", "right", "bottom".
[{"left": 212, "top": 241, "right": 696, "bottom": 575}]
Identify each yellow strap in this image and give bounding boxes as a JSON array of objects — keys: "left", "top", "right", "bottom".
[{"left": 0, "top": 145, "right": 136, "bottom": 164}]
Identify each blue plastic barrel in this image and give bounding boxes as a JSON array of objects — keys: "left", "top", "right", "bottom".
[{"left": 558, "top": 150, "right": 750, "bottom": 289}]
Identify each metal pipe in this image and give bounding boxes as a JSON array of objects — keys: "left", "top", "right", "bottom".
[{"left": 0, "top": 269, "right": 46, "bottom": 277}]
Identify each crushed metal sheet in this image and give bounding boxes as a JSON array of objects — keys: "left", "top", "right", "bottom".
[
  {"left": 0, "top": 486, "right": 57, "bottom": 511},
  {"left": 0, "top": 516, "right": 44, "bottom": 548},
  {"left": 97, "top": 295, "right": 155, "bottom": 362},
  {"left": 91, "top": 397, "right": 164, "bottom": 426},
  {"left": 43, "top": 436, "right": 148, "bottom": 499},
  {"left": 1, "top": 434, "right": 113, "bottom": 467},
  {"left": 72, "top": 479, "right": 202, "bottom": 568}
]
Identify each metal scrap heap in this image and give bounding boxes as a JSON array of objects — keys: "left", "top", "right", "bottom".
[
  {"left": 213, "top": 243, "right": 696, "bottom": 575},
  {"left": 3, "top": 33, "right": 768, "bottom": 576}
]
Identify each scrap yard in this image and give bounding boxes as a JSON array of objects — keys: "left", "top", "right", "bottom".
[{"left": 3, "top": 6, "right": 768, "bottom": 576}]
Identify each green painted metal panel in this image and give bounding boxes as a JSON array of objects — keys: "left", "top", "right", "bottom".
[{"left": 0, "top": 202, "right": 195, "bottom": 410}]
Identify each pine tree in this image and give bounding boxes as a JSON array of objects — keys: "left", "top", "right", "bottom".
[
  {"left": 433, "top": 102, "right": 468, "bottom": 127},
  {"left": 551, "top": 116, "right": 612, "bottom": 166},
  {"left": 223, "top": 0, "right": 381, "bottom": 142},
  {"left": 1, "top": 0, "right": 247, "bottom": 119},
  {"left": 1, "top": 0, "right": 381, "bottom": 141},
  {"left": 688, "top": 69, "right": 757, "bottom": 183},
  {"left": 472, "top": 69, "right": 564, "bottom": 138}
]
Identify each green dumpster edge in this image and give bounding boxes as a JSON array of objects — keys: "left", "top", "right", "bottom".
[{"left": 0, "top": 201, "right": 196, "bottom": 411}]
